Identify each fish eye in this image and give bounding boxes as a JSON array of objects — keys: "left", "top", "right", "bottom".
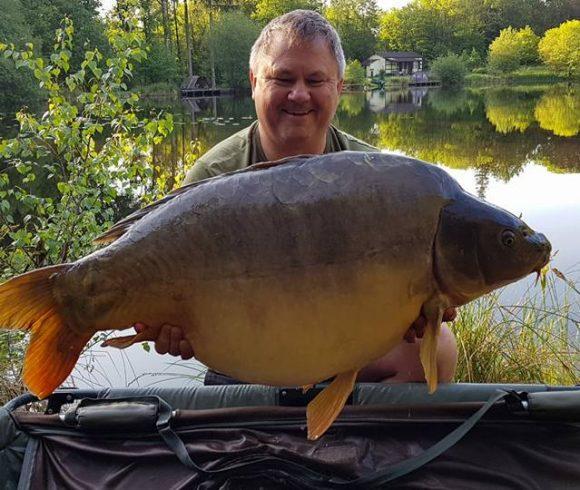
[{"left": 501, "top": 230, "right": 516, "bottom": 247}]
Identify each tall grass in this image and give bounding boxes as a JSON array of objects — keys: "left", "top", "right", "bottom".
[{"left": 452, "top": 272, "right": 579, "bottom": 385}]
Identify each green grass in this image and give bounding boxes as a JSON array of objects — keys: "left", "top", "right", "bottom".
[
  {"left": 452, "top": 272, "right": 578, "bottom": 385},
  {"left": 467, "top": 65, "right": 577, "bottom": 87}
]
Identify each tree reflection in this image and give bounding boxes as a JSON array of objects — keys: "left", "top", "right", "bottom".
[
  {"left": 534, "top": 87, "right": 579, "bottom": 137},
  {"left": 485, "top": 89, "right": 536, "bottom": 134},
  {"left": 338, "top": 92, "right": 366, "bottom": 117},
  {"left": 141, "top": 88, "right": 579, "bottom": 200}
]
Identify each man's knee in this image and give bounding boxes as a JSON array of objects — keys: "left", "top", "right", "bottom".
[
  {"left": 357, "top": 325, "right": 458, "bottom": 383},
  {"left": 436, "top": 324, "right": 458, "bottom": 383}
]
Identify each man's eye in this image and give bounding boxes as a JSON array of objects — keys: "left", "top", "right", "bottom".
[
  {"left": 308, "top": 79, "right": 324, "bottom": 86},
  {"left": 275, "top": 78, "right": 293, "bottom": 84}
]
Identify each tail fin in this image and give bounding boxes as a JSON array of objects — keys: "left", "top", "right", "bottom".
[{"left": 0, "top": 265, "right": 92, "bottom": 399}]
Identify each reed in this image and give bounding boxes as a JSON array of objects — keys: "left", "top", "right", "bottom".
[{"left": 451, "top": 272, "right": 579, "bottom": 385}]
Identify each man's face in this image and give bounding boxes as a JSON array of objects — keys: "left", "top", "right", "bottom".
[{"left": 250, "top": 35, "right": 343, "bottom": 155}]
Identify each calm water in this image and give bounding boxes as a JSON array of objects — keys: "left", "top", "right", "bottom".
[{"left": 9, "top": 86, "right": 580, "bottom": 389}]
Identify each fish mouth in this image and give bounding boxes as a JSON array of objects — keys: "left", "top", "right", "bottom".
[{"left": 532, "top": 247, "right": 552, "bottom": 283}]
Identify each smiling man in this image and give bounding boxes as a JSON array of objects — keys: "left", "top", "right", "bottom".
[
  {"left": 140, "top": 10, "right": 458, "bottom": 385},
  {"left": 182, "top": 10, "right": 376, "bottom": 182}
]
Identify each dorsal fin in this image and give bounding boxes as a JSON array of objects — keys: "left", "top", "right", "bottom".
[{"left": 94, "top": 154, "right": 315, "bottom": 245}]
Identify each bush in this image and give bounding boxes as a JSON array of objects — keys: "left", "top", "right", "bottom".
[
  {"left": 344, "top": 59, "right": 366, "bottom": 86},
  {"left": 539, "top": 20, "right": 580, "bottom": 77},
  {"left": 430, "top": 53, "right": 467, "bottom": 87},
  {"left": 461, "top": 48, "right": 484, "bottom": 71},
  {"left": 488, "top": 26, "right": 540, "bottom": 73}
]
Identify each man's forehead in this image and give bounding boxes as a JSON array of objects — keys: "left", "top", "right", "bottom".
[{"left": 255, "top": 34, "right": 339, "bottom": 76}]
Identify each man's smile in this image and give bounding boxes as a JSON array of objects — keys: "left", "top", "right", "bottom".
[{"left": 282, "top": 109, "right": 314, "bottom": 117}]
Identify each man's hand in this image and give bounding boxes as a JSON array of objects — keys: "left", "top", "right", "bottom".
[
  {"left": 134, "top": 323, "right": 195, "bottom": 360},
  {"left": 403, "top": 307, "right": 457, "bottom": 343}
]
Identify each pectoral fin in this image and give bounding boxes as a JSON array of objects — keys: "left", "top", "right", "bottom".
[
  {"left": 420, "top": 301, "right": 444, "bottom": 394},
  {"left": 306, "top": 369, "right": 357, "bottom": 441}
]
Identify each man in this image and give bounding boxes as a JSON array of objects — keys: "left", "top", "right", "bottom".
[{"left": 137, "top": 10, "right": 458, "bottom": 384}]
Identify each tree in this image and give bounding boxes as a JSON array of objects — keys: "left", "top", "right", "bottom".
[
  {"left": 252, "top": 0, "right": 323, "bottom": 24},
  {"left": 538, "top": 19, "right": 580, "bottom": 77},
  {"left": 207, "top": 11, "right": 260, "bottom": 88},
  {"left": 430, "top": 53, "right": 467, "bottom": 87},
  {"left": 487, "top": 26, "right": 539, "bottom": 73},
  {"left": 20, "top": 0, "right": 109, "bottom": 69},
  {"left": 0, "top": 0, "right": 43, "bottom": 110},
  {"left": 344, "top": 59, "right": 366, "bottom": 85},
  {"left": 379, "top": 2, "right": 456, "bottom": 61},
  {"left": 325, "top": 0, "right": 378, "bottom": 62},
  {"left": 514, "top": 26, "right": 540, "bottom": 65},
  {"left": 132, "top": 39, "right": 181, "bottom": 85}
]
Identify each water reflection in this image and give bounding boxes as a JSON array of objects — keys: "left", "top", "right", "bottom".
[
  {"left": 144, "top": 85, "right": 578, "bottom": 201},
  {"left": 364, "top": 87, "right": 428, "bottom": 113}
]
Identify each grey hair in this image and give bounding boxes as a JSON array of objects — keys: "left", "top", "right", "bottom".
[{"left": 249, "top": 10, "right": 346, "bottom": 78}]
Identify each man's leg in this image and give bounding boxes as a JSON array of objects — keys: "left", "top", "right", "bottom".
[{"left": 357, "top": 325, "right": 458, "bottom": 383}]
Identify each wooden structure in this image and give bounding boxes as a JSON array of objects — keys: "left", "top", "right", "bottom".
[
  {"left": 364, "top": 52, "right": 424, "bottom": 77},
  {"left": 180, "top": 75, "right": 232, "bottom": 97}
]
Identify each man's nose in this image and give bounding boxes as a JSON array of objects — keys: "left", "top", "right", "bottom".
[{"left": 287, "top": 81, "right": 310, "bottom": 104}]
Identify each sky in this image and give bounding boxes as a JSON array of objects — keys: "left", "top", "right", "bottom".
[{"left": 99, "top": 0, "right": 411, "bottom": 15}]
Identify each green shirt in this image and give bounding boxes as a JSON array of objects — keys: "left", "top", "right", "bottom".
[{"left": 182, "top": 121, "right": 378, "bottom": 185}]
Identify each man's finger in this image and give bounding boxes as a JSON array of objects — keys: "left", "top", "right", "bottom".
[
  {"left": 403, "top": 328, "right": 417, "bottom": 343},
  {"left": 155, "top": 324, "right": 172, "bottom": 355},
  {"left": 442, "top": 307, "right": 457, "bottom": 323},
  {"left": 179, "top": 339, "right": 195, "bottom": 360},
  {"left": 169, "top": 326, "right": 183, "bottom": 357}
]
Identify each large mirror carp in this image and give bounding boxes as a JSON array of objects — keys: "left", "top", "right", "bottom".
[{"left": 0, "top": 151, "right": 551, "bottom": 439}]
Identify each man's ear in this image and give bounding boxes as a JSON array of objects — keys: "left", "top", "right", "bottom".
[
  {"left": 249, "top": 69, "right": 257, "bottom": 99},
  {"left": 337, "top": 79, "right": 344, "bottom": 94}
]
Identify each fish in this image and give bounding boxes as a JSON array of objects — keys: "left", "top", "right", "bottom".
[{"left": 0, "top": 151, "right": 551, "bottom": 440}]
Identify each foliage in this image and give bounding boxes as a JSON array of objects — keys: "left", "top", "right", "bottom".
[
  {"left": 132, "top": 39, "right": 181, "bottom": 86},
  {"left": 0, "top": 15, "right": 174, "bottom": 278},
  {"left": 538, "top": 20, "right": 580, "bottom": 77},
  {"left": 325, "top": 0, "right": 379, "bottom": 62},
  {"left": 461, "top": 48, "right": 484, "bottom": 70},
  {"left": 252, "top": 0, "right": 324, "bottom": 25},
  {"left": 20, "top": 0, "right": 110, "bottom": 70},
  {"left": 451, "top": 273, "right": 578, "bottom": 385},
  {"left": 488, "top": 26, "right": 540, "bottom": 73},
  {"left": 430, "top": 53, "right": 467, "bottom": 87},
  {"left": 378, "top": 0, "right": 576, "bottom": 63},
  {"left": 0, "top": 0, "right": 44, "bottom": 111},
  {"left": 379, "top": 3, "right": 455, "bottom": 61},
  {"left": 344, "top": 59, "right": 366, "bottom": 85},
  {"left": 515, "top": 26, "right": 541, "bottom": 65},
  {"left": 207, "top": 12, "right": 260, "bottom": 89}
]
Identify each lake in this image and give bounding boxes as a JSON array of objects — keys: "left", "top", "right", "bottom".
[{"left": 7, "top": 85, "right": 579, "bottom": 389}]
